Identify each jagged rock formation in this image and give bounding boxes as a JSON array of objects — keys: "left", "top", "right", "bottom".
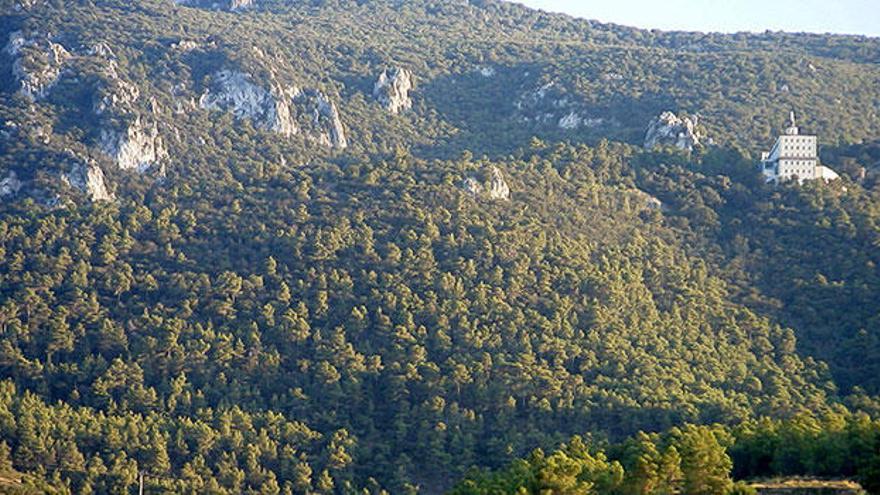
[
  {"left": 174, "top": 0, "right": 256, "bottom": 11},
  {"left": 1, "top": 170, "right": 23, "bottom": 198},
  {"left": 373, "top": 67, "right": 414, "bottom": 114},
  {"left": 4, "top": 31, "right": 71, "bottom": 101},
  {"left": 99, "top": 117, "right": 167, "bottom": 172},
  {"left": 462, "top": 166, "right": 510, "bottom": 201},
  {"left": 61, "top": 153, "right": 114, "bottom": 202},
  {"left": 199, "top": 69, "right": 296, "bottom": 136},
  {"left": 644, "top": 111, "right": 702, "bottom": 151},
  {"left": 487, "top": 166, "right": 510, "bottom": 200},
  {"left": 89, "top": 47, "right": 167, "bottom": 172},
  {"left": 200, "top": 69, "right": 347, "bottom": 149},
  {"left": 293, "top": 89, "right": 347, "bottom": 149},
  {"left": 1, "top": 33, "right": 164, "bottom": 201}
]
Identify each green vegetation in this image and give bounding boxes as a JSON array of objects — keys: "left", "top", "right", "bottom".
[
  {"left": 0, "top": 0, "right": 879, "bottom": 493},
  {"left": 452, "top": 410, "right": 880, "bottom": 495}
]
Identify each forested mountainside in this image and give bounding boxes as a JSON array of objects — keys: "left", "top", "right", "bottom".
[{"left": 1, "top": 0, "right": 879, "bottom": 493}]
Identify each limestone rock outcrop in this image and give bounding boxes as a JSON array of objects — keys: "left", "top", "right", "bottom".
[
  {"left": 89, "top": 48, "right": 167, "bottom": 172},
  {"left": 644, "top": 111, "right": 702, "bottom": 151},
  {"left": 200, "top": 69, "right": 347, "bottom": 149},
  {"left": 62, "top": 153, "right": 114, "bottom": 202},
  {"left": 1, "top": 170, "right": 23, "bottom": 198},
  {"left": 4, "top": 31, "right": 71, "bottom": 101},
  {"left": 99, "top": 117, "right": 167, "bottom": 172},
  {"left": 199, "top": 69, "right": 297, "bottom": 136},
  {"left": 463, "top": 166, "right": 510, "bottom": 201},
  {"left": 373, "top": 67, "right": 414, "bottom": 114},
  {"left": 294, "top": 88, "right": 347, "bottom": 149},
  {"left": 174, "top": 0, "right": 256, "bottom": 11},
  {"left": 487, "top": 166, "right": 510, "bottom": 200}
]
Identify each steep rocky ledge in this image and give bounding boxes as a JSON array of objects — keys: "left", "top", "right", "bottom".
[
  {"left": 91, "top": 45, "right": 167, "bottom": 172},
  {"left": 200, "top": 69, "right": 347, "bottom": 149},
  {"left": 61, "top": 151, "right": 114, "bottom": 202},
  {"left": 4, "top": 31, "right": 71, "bottom": 101},
  {"left": 373, "top": 67, "right": 414, "bottom": 114},
  {"left": 644, "top": 111, "right": 702, "bottom": 151},
  {"left": 199, "top": 69, "right": 297, "bottom": 136},
  {"left": 462, "top": 166, "right": 510, "bottom": 201}
]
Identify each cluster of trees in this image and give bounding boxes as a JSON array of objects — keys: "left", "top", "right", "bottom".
[
  {"left": 634, "top": 145, "right": 880, "bottom": 392},
  {"left": 1, "top": 0, "right": 880, "bottom": 492},
  {"left": 0, "top": 139, "right": 839, "bottom": 491},
  {"left": 452, "top": 409, "right": 880, "bottom": 494}
]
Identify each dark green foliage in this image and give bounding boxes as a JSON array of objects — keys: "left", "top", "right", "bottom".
[
  {"left": 0, "top": 0, "right": 879, "bottom": 492},
  {"left": 452, "top": 410, "right": 880, "bottom": 494}
]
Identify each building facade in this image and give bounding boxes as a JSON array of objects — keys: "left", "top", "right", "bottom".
[{"left": 761, "top": 112, "right": 839, "bottom": 184}]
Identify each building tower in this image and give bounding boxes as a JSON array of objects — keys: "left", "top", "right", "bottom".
[{"left": 760, "top": 112, "right": 838, "bottom": 184}]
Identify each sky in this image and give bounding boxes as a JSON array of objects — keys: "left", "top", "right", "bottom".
[{"left": 514, "top": 0, "right": 880, "bottom": 37}]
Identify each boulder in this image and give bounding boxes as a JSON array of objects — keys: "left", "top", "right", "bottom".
[
  {"left": 373, "top": 67, "right": 414, "bottom": 114},
  {"left": 644, "top": 111, "right": 701, "bottom": 151}
]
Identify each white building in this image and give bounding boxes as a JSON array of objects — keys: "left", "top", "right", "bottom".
[{"left": 761, "top": 112, "right": 839, "bottom": 184}]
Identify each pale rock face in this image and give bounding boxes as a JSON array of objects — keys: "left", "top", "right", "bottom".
[
  {"left": 463, "top": 167, "right": 510, "bottom": 201},
  {"left": 1, "top": 170, "right": 23, "bottom": 198},
  {"left": 644, "top": 111, "right": 702, "bottom": 151},
  {"left": 88, "top": 48, "right": 166, "bottom": 172},
  {"left": 373, "top": 67, "right": 414, "bottom": 114},
  {"left": 293, "top": 88, "right": 348, "bottom": 149},
  {"left": 487, "top": 166, "right": 510, "bottom": 200},
  {"left": 462, "top": 177, "right": 483, "bottom": 197},
  {"left": 99, "top": 117, "right": 168, "bottom": 172},
  {"left": 175, "top": 0, "right": 256, "bottom": 11},
  {"left": 94, "top": 70, "right": 141, "bottom": 115},
  {"left": 62, "top": 154, "right": 114, "bottom": 202},
  {"left": 4, "top": 31, "right": 71, "bottom": 101},
  {"left": 200, "top": 70, "right": 298, "bottom": 136},
  {"left": 200, "top": 70, "right": 347, "bottom": 149}
]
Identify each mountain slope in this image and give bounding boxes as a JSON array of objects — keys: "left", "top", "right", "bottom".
[{"left": 0, "top": 0, "right": 879, "bottom": 493}]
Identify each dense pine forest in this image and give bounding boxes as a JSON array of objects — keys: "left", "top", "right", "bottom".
[{"left": 1, "top": 0, "right": 879, "bottom": 493}]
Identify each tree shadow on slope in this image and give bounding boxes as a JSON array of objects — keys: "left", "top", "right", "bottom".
[{"left": 413, "top": 61, "right": 678, "bottom": 160}]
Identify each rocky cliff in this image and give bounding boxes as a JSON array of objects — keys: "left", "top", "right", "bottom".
[
  {"left": 463, "top": 166, "right": 510, "bottom": 200},
  {"left": 4, "top": 31, "right": 70, "bottom": 101},
  {"left": 200, "top": 69, "right": 347, "bottom": 149},
  {"left": 644, "top": 111, "right": 702, "bottom": 151},
  {"left": 373, "top": 67, "right": 414, "bottom": 114}
]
